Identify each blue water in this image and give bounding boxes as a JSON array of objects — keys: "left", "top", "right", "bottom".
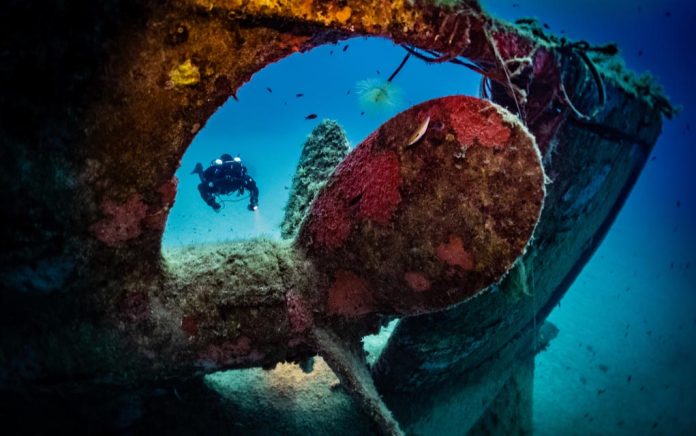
[{"left": 163, "top": 1, "right": 696, "bottom": 434}]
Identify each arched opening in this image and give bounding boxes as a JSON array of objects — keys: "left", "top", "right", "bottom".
[{"left": 161, "top": 37, "right": 481, "bottom": 248}]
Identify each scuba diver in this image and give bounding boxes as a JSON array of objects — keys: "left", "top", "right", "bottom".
[{"left": 191, "top": 153, "right": 259, "bottom": 212}]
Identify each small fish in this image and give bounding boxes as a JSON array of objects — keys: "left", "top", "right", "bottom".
[
  {"left": 305, "top": 113, "right": 318, "bottom": 120},
  {"left": 329, "top": 50, "right": 334, "bottom": 55},
  {"left": 343, "top": 45, "right": 349, "bottom": 52},
  {"left": 346, "top": 90, "right": 351, "bottom": 95},
  {"left": 266, "top": 87, "right": 272, "bottom": 93},
  {"left": 406, "top": 116, "right": 431, "bottom": 147},
  {"left": 296, "top": 93, "right": 304, "bottom": 97},
  {"left": 376, "top": 69, "right": 380, "bottom": 75},
  {"left": 360, "top": 111, "right": 365, "bottom": 116}
]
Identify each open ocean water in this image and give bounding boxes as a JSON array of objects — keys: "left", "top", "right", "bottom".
[{"left": 163, "top": 1, "right": 695, "bottom": 434}]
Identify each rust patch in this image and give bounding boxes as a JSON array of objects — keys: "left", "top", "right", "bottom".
[
  {"left": 199, "top": 335, "right": 253, "bottom": 366},
  {"left": 119, "top": 291, "right": 150, "bottom": 322},
  {"left": 404, "top": 271, "right": 431, "bottom": 292},
  {"left": 181, "top": 315, "right": 198, "bottom": 337},
  {"left": 436, "top": 234, "right": 475, "bottom": 270},
  {"left": 286, "top": 290, "right": 313, "bottom": 334},
  {"left": 90, "top": 194, "right": 148, "bottom": 247},
  {"left": 327, "top": 270, "right": 375, "bottom": 317}
]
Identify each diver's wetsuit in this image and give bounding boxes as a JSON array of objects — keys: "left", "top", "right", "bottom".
[{"left": 193, "top": 157, "right": 259, "bottom": 211}]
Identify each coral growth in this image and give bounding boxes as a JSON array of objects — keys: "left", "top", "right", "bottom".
[
  {"left": 91, "top": 177, "right": 178, "bottom": 246},
  {"left": 404, "top": 271, "right": 431, "bottom": 292},
  {"left": 327, "top": 270, "right": 375, "bottom": 317},
  {"left": 448, "top": 100, "right": 512, "bottom": 148},
  {"left": 169, "top": 59, "right": 200, "bottom": 86},
  {"left": 303, "top": 137, "right": 403, "bottom": 250},
  {"left": 89, "top": 194, "right": 149, "bottom": 247},
  {"left": 144, "top": 177, "right": 178, "bottom": 231},
  {"left": 435, "top": 234, "right": 475, "bottom": 270},
  {"left": 286, "top": 289, "right": 314, "bottom": 334}
]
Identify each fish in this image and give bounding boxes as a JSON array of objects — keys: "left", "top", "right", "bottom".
[
  {"left": 305, "top": 114, "right": 317, "bottom": 120},
  {"left": 343, "top": 45, "right": 349, "bottom": 52},
  {"left": 346, "top": 90, "right": 351, "bottom": 95},
  {"left": 266, "top": 87, "right": 272, "bottom": 93},
  {"left": 296, "top": 93, "right": 304, "bottom": 97},
  {"left": 406, "top": 115, "right": 431, "bottom": 147}
]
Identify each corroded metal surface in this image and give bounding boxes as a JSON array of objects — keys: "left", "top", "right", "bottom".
[{"left": 299, "top": 96, "right": 544, "bottom": 316}]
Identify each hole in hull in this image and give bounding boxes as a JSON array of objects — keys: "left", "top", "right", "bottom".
[{"left": 162, "top": 37, "right": 481, "bottom": 249}]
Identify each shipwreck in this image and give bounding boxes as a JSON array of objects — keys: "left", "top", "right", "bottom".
[{"left": 0, "top": 0, "right": 674, "bottom": 434}]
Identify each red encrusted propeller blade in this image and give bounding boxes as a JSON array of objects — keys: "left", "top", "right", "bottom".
[{"left": 299, "top": 95, "right": 545, "bottom": 317}]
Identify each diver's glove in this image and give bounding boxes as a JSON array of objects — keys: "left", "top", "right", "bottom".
[{"left": 247, "top": 204, "right": 257, "bottom": 212}]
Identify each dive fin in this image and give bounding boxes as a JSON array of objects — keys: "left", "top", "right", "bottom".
[{"left": 191, "top": 162, "right": 203, "bottom": 175}]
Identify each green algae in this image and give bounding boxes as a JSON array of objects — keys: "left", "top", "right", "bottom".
[{"left": 281, "top": 120, "right": 350, "bottom": 240}]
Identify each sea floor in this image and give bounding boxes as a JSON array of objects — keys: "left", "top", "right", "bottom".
[{"left": 533, "top": 186, "right": 695, "bottom": 435}]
